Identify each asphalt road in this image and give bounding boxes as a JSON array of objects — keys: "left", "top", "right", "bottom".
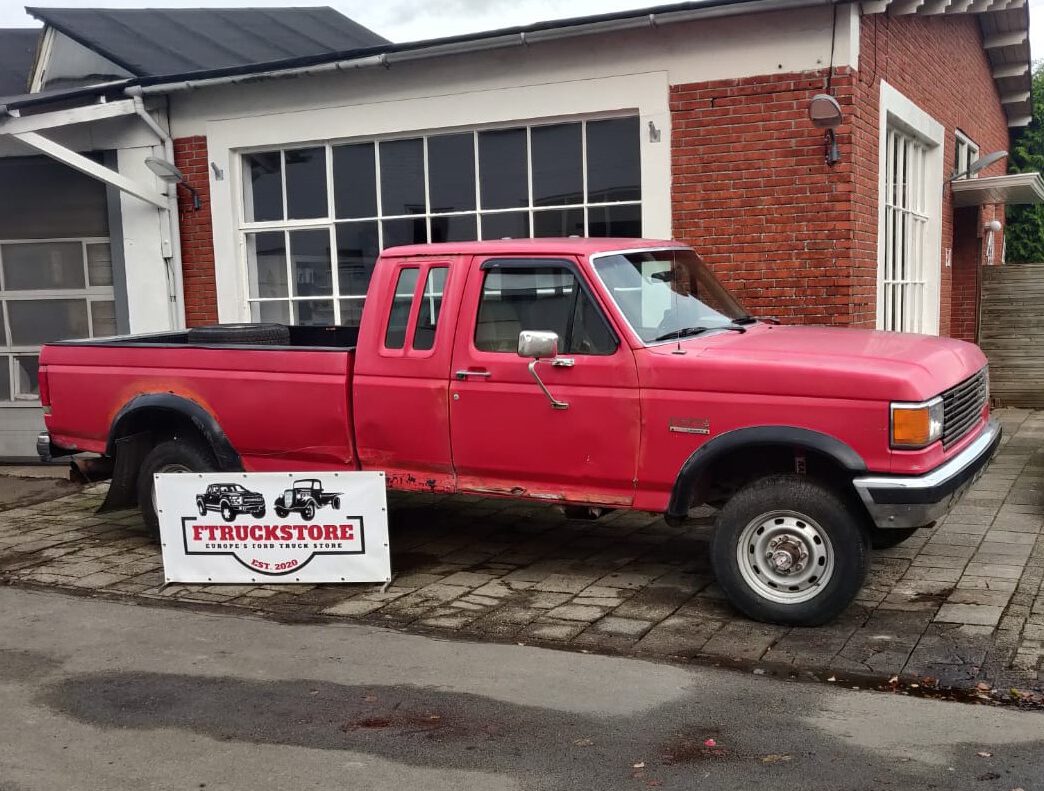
[{"left": 1, "top": 587, "right": 1041, "bottom": 791}]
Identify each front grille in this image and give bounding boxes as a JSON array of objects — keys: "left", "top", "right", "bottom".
[{"left": 941, "top": 367, "right": 988, "bottom": 448}]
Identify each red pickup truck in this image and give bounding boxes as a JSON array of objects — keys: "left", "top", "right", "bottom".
[{"left": 38, "top": 238, "right": 999, "bottom": 626}]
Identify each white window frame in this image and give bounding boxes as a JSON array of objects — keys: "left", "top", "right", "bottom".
[
  {"left": 237, "top": 116, "right": 643, "bottom": 326},
  {"left": 0, "top": 237, "right": 115, "bottom": 406},
  {"left": 876, "top": 82, "right": 944, "bottom": 335},
  {"left": 954, "top": 130, "right": 980, "bottom": 181}
]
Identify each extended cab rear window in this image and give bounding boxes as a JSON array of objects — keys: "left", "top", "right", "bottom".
[
  {"left": 474, "top": 261, "right": 617, "bottom": 355},
  {"left": 384, "top": 265, "right": 448, "bottom": 351}
]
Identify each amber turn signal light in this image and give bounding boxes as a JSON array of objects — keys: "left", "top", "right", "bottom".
[{"left": 890, "top": 398, "right": 943, "bottom": 449}]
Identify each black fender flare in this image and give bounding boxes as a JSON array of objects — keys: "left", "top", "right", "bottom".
[
  {"left": 107, "top": 393, "right": 242, "bottom": 471},
  {"left": 665, "top": 426, "right": 867, "bottom": 522}
]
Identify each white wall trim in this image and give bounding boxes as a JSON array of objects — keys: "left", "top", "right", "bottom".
[{"left": 875, "top": 80, "right": 945, "bottom": 334}]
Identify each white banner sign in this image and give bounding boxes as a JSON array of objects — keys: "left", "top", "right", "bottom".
[{"left": 155, "top": 471, "right": 390, "bottom": 584}]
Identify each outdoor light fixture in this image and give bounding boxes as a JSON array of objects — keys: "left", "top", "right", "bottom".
[
  {"left": 145, "top": 155, "right": 202, "bottom": 210},
  {"left": 808, "top": 93, "right": 843, "bottom": 166},
  {"left": 950, "top": 150, "right": 1008, "bottom": 181}
]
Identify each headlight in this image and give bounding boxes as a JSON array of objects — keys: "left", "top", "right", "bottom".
[
  {"left": 230, "top": 495, "right": 242, "bottom": 504},
  {"left": 890, "top": 397, "right": 944, "bottom": 449}
]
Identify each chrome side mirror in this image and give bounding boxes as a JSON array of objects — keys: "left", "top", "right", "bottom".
[{"left": 517, "top": 330, "right": 559, "bottom": 359}]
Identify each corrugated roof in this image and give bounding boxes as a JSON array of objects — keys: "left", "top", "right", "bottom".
[
  {"left": 0, "top": 29, "right": 40, "bottom": 96},
  {"left": 25, "top": 6, "right": 388, "bottom": 77}
]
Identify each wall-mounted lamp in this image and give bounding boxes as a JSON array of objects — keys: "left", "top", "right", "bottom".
[
  {"left": 809, "top": 93, "right": 843, "bottom": 166},
  {"left": 145, "top": 155, "right": 202, "bottom": 211}
]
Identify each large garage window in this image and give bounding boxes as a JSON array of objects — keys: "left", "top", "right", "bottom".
[
  {"left": 239, "top": 116, "right": 642, "bottom": 325},
  {"left": 0, "top": 238, "right": 115, "bottom": 401}
]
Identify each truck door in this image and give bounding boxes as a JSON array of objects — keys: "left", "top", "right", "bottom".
[
  {"left": 449, "top": 256, "right": 640, "bottom": 506},
  {"left": 353, "top": 257, "right": 458, "bottom": 492}
]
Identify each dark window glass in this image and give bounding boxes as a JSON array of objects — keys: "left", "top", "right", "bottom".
[
  {"left": 431, "top": 214, "right": 478, "bottom": 243},
  {"left": 252, "top": 301, "right": 290, "bottom": 324},
  {"left": 296, "top": 299, "right": 335, "bottom": 326},
  {"left": 479, "top": 128, "right": 528, "bottom": 209},
  {"left": 588, "top": 204, "right": 642, "bottom": 237},
  {"left": 289, "top": 229, "right": 332, "bottom": 297},
  {"left": 8, "top": 299, "right": 89, "bottom": 345},
  {"left": 587, "top": 117, "right": 641, "bottom": 203},
  {"left": 385, "top": 268, "right": 419, "bottom": 349},
  {"left": 533, "top": 208, "right": 584, "bottom": 238},
  {"left": 532, "top": 123, "right": 582, "bottom": 206},
  {"left": 428, "top": 133, "right": 475, "bottom": 213},
  {"left": 0, "top": 357, "right": 9, "bottom": 400},
  {"left": 413, "top": 267, "right": 447, "bottom": 351},
  {"left": 474, "top": 263, "right": 615, "bottom": 355},
  {"left": 246, "top": 231, "right": 287, "bottom": 298},
  {"left": 333, "top": 143, "right": 377, "bottom": 219},
  {"left": 382, "top": 218, "right": 427, "bottom": 249},
  {"left": 284, "top": 147, "right": 327, "bottom": 219},
  {"left": 481, "top": 211, "right": 529, "bottom": 240},
  {"left": 339, "top": 299, "right": 364, "bottom": 327},
  {"left": 336, "top": 222, "right": 379, "bottom": 298},
  {"left": 380, "top": 138, "right": 425, "bottom": 216},
  {"left": 244, "top": 151, "right": 283, "bottom": 222}
]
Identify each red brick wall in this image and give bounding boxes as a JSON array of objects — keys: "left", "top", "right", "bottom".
[
  {"left": 173, "top": 136, "right": 218, "bottom": 327},
  {"left": 669, "top": 13, "right": 1009, "bottom": 335},
  {"left": 850, "top": 13, "right": 1009, "bottom": 337}
]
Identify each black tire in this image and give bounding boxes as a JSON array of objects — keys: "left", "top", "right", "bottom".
[
  {"left": 275, "top": 506, "right": 288, "bottom": 518},
  {"left": 870, "top": 525, "right": 928, "bottom": 550},
  {"left": 220, "top": 502, "right": 235, "bottom": 522},
  {"left": 332, "top": 497, "right": 341, "bottom": 510},
  {"left": 302, "top": 502, "right": 316, "bottom": 520},
  {"left": 711, "top": 474, "right": 870, "bottom": 626},
  {"left": 197, "top": 499, "right": 206, "bottom": 516},
  {"left": 186, "top": 323, "right": 290, "bottom": 346},
  {"left": 252, "top": 507, "right": 266, "bottom": 519},
  {"left": 137, "top": 439, "right": 217, "bottom": 538}
]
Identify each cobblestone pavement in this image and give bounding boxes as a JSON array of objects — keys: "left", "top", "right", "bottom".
[{"left": 2, "top": 408, "right": 1043, "bottom": 693}]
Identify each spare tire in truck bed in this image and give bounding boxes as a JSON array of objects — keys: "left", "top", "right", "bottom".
[{"left": 186, "top": 323, "right": 290, "bottom": 346}]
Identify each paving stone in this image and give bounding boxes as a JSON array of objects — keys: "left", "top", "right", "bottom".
[
  {"left": 945, "top": 588, "right": 1013, "bottom": 607},
  {"left": 522, "top": 620, "right": 586, "bottom": 642},
  {"left": 322, "top": 598, "right": 384, "bottom": 617},
  {"left": 935, "top": 603, "right": 1005, "bottom": 627},
  {"left": 531, "top": 573, "right": 597, "bottom": 594},
  {"left": 592, "top": 616, "right": 654, "bottom": 637},
  {"left": 962, "top": 562, "right": 1025, "bottom": 580},
  {"left": 545, "top": 604, "right": 609, "bottom": 622},
  {"left": 701, "top": 621, "right": 786, "bottom": 662}
]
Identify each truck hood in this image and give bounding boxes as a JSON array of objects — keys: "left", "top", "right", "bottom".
[{"left": 641, "top": 324, "right": 986, "bottom": 402}]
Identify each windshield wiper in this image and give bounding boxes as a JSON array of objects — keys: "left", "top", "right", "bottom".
[
  {"left": 732, "top": 315, "right": 780, "bottom": 325},
  {"left": 653, "top": 325, "right": 746, "bottom": 342}
]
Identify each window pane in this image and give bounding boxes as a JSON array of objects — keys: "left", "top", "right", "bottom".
[
  {"left": 382, "top": 217, "right": 427, "bottom": 249},
  {"left": 15, "top": 355, "right": 38, "bottom": 397},
  {"left": 86, "top": 243, "right": 113, "bottom": 286},
  {"left": 2, "top": 242, "right": 85, "bottom": 290},
  {"left": 290, "top": 229, "right": 332, "bottom": 297},
  {"left": 534, "top": 208, "right": 584, "bottom": 238},
  {"left": 295, "top": 299, "right": 334, "bottom": 326},
  {"left": 336, "top": 222, "right": 379, "bottom": 298},
  {"left": 339, "top": 299, "right": 364, "bottom": 327},
  {"left": 588, "top": 204, "right": 642, "bottom": 237},
  {"left": 532, "top": 123, "right": 582, "bottom": 206},
  {"left": 430, "top": 214, "right": 477, "bottom": 243},
  {"left": 479, "top": 128, "right": 528, "bottom": 209},
  {"left": 481, "top": 211, "right": 529, "bottom": 240},
  {"left": 587, "top": 117, "right": 641, "bottom": 202},
  {"left": 250, "top": 301, "right": 290, "bottom": 323},
  {"left": 90, "top": 300, "right": 116, "bottom": 336},
  {"left": 413, "top": 268, "right": 447, "bottom": 351},
  {"left": 0, "top": 358, "right": 9, "bottom": 401},
  {"left": 243, "top": 151, "right": 283, "bottom": 222},
  {"left": 385, "top": 268, "right": 419, "bottom": 349},
  {"left": 333, "top": 143, "right": 377, "bottom": 219},
  {"left": 380, "top": 138, "right": 425, "bottom": 216},
  {"left": 8, "top": 299, "right": 89, "bottom": 344},
  {"left": 428, "top": 133, "right": 475, "bottom": 213},
  {"left": 284, "top": 147, "right": 328, "bottom": 220},
  {"left": 246, "top": 231, "right": 288, "bottom": 298}
]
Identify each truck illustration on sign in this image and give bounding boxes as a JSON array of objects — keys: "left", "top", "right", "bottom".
[
  {"left": 196, "top": 483, "right": 266, "bottom": 522},
  {"left": 274, "top": 478, "right": 342, "bottom": 520}
]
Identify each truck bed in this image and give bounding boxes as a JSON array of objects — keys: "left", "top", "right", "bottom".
[{"left": 42, "top": 326, "right": 359, "bottom": 471}]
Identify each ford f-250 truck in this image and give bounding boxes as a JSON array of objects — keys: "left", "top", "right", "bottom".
[{"left": 38, "top": 238, "right": 1000, "bottom": 626}]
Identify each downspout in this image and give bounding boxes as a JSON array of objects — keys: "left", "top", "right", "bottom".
[{"left": 125, "top": 89, "right": 185, "bottom": 330}]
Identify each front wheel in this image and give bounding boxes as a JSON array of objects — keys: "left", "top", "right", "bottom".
[
  {"left": 220, "top": 502, "right": 235, "bottom": 522},
  {"left": 252, "top": 507, "right": 266, "bottom": 519},
  {"left": 711, "top": 474, "right": 869, "bottom": 626},
  {"left": 302, "top": 502, "right": 316, "bottom": 520}
]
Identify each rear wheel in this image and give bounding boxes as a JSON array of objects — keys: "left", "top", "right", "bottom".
[
  {"left": 275, "top": 506, "right": 288, "bottom": 518},
  {"left": 711, "top": 474, "right": 869, "bottom": 626},
  {"left": 302, "top": 502, "right": 316, "bottom": 520},
  {"left": 870, "top": 525, "right": 927, "bottom": 550},
  {"left": 137, "top": 439, "right": 216, "bottom": 538}
]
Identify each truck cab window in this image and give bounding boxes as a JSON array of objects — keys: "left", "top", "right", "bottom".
[
  {"left": 413, "top": 267, "right": 447, "bottom": 351},
  {"left": 385, "top": 268, "right": 419, "bottom": 349},
  {"left": 475, "top": 263, "right": 616, "bottom": 355}
]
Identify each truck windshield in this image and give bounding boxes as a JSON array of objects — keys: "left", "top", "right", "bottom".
[{"left": 592, "top": 249, "right": 750, "bottom": 344}]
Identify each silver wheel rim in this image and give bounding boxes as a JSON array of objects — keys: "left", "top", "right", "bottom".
[
  {"left": 735, "top": 510, "right": 835, "bottom": 604},
  {"left": 152, "top": 463, "right": 191, "bottom": 514}
]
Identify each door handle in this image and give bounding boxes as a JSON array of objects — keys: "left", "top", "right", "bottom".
[{"left": 455, "top": 369, "right": 492, "bottom": 380}]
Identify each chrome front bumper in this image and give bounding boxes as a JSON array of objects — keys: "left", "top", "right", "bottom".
[{"left": 853, "top": 418, "right": 1002, "bottom": 530}]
